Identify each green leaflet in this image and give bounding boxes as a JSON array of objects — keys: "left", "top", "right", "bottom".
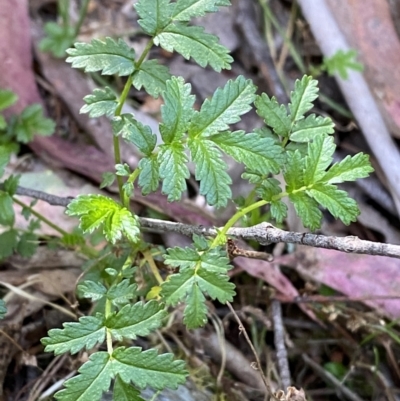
[
  {"left": 132, "top": 59, "right": 172, "bottom": 98},
  {"left": 289, "top": 191, "right": 322, "bottom": 231},
  {"left": 290, "top": 115, "right": 334, "bottom": 142},
  {"left": 113, "top": 376, "right": 145, "bottom": 401},
  {"left": 0, "top": 229, "right": 18, "bottom": 259},
  {"left": 0, "top": 192, "right": 14, "bottom": 226},
  {"left": 289, "top": 75, "right": 319, "bottom": 122},
  {"left": 307, "top": 183, "right": 360, "bottom": 225},
  {"left": 42, "top": 315, "right": 106, "bottom": 355},
  {"left": 160, "top": 76, "right": 195, "bottom": 143},
  {"left": 189, "top": 76, "right": 256, "bottom": 137},
  {"left": 78, "top": 281, "right": 107, "bottom": 301},
  {"left": 66, "top": 194, "right": 141, "bottom": 244},
  {"left": 81, "top": 87, "right": 118, "bottom": 118},
  {"left": 184, "top": 284, "right": 208, "bottom": 328},
  {"left": 284, "top": 150, "right": 305, "bottom": 192},
  {"left": 66, "top": 37, "right": 136, "bottom": 76},
  {"left": 254, "top": 94, "right": 291, "bottom": 137},
  {"left": 188, "top": 137, "right": 232, "bottom": 207},
  {"left": 136, "top": 0, "right": 174, "bottom": 36},
  {"left": 155, "top": 23, "right": 232, "bottom": 72},
  {"left": 322, "top": 49, "right": 363, "bottom": 79},
  {"left": 107, "top": 301, "right": 167, "bottom": 341},
  {"left": 172, "top": 0, "right": 219, "bottom": 21},
  {"left": 0, "top": 89, "right": 17, "bottom": 111},
  {"left": 322, "top": 153, "right": 374, "bottom": 184},
  {"left": 270, "top": 200, "right": 288, "bottom": 223},
  {"left": 158, "top": 142, "right": 190, "bottom": 201},
  {"left": 138, "top": 155, "right": 160, "bottom": 195},
  {"left": 304, "top": 135, "right": 336, "bottom": 185},
  {"left": 117, "top": 114, "right": 157, "bottom": 156},
  {"left": 210, "top": 130, "right": 284, "bottom": 174}
]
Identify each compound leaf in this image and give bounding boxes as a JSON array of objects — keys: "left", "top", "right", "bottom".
[
  {"left": 158, "top": 142, "right": 189, "bottom": 201},
  {"left": 172, "top": 0, "right": 219, "bottom": 21},
  {"left": 132, "top": 59, "right": 172, "bottom": 98},
  {"left": 113, "top": 376, "right": 145, "bottom": 401},
  {"left": 66, "top": 38, "right": 136, "bottom": 76},
  {"left": 322, "top": 153, "right": 374, "bottom": 184},
  {"left": 66, "top": 195, "right": 140, "bottom": 244},
  {"left": 14, "top": 104, "right": 55, "bottom": 143},
  {"left": 117, "top": 114, "right": 157, "bottom": 156},
  {"left": 289, "top": 75, "right": 319, "bottom": 122},
  {"left": 160, "top": 76, "right": 195, "bottom": 143},
  {"left": 42, "top": 315, "right": 106, "bottom": 355},
  {"left": 188, "top": 138, "right": 231, "bottom": 207},
  {"left": 210, "top": 130, "right": 283, "bottom": 174},
  {"left": 81, "top": 87, "right": 118, "bottom": 117},
  {"left": 135, "top": 0, "right": 174, "bottom": 36},
  {"left": 189, "top": 76, "right": 256, "bottom": 137},
  {"left": 255, "top": 94, "right": 291, "bottom": 137},
  {"left": 54, "top": 352, "right": 112, "bottom": 401},
  {"left": 304, "top": 135, "right": 336, "bottom": 185},
  {"left": 138, "top": 155, "right": 160, "bottom": 195},
  {"left": 155, "top": 23, "right": 232, "bottom": 72},
  {"left": 184, "top": 284, "right": 207, "bottom": 328},
  {"left": 307, "top": 183, "right": 360, "bottom": 225},
  {"left": 107, "top": 301, "right": 167, "bottom": 341},
  {"left": 290, "top": 115, "right": 334, "bottom": 142},
  {"left": 112, "top": 347, "right": 188, "bottom": 390},
  {"left": 289, "top": 191, "right": 322, "bottom": 231}
]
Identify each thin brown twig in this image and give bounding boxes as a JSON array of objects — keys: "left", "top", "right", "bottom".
[
  {"left": 7, "top": 185, "right": 400, "bottom": 259},
  {"left": 226, "top": 301, "right": 276, "bottom": 398}
]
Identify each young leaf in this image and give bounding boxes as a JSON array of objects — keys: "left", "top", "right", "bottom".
[
  {"left": 189, "top": 76, "right": 256, "bottom": 137},
  {"left": 81, "top": 87, "right": 118, "bottom": 118},
  {"left": 160, "top": 76, "right": 195, "bottom": 143},
  {"left": 116, "top": 114, "right": 157, "bottom": 156},
  {"left": 112, "top": 347, "right": 188, "bottom": 389},
  {"left": 289, "top": 191, "right": 322, "bottom": 230},
  {"left": 158, "top": 142, "right": 190, "bottom": 201},
  {"left": 184, "top": 284, "right": 208, "bottom": 328},
  {"left": 188, "top": 138, "right": 232, "bottom": 207},
  {"left": 307, "top": 183, "right": 360, "bottom": 225},
  {"left": 135, "top": 0, "right": 174, "bottom": 36},
  {"left": 138, "top": 155, "right": 160, "bottom": 195},
  {"left": 155, "top": 23, "right": 233, "bottom": 72},
  {"left": 303, "top": 135, "right": 336, "bottom": 185},
  {"left": 78, "top": 281, "right": 107, "bottom": 301},
  {"left": 210, "top": 130, "right": 283, "bottom": 174},
  {"left": 0, "top": 299, "right": 6, "bottom": 319},
  {"left": 284, "top": 150, "right": 305, "bottom": 192},
  {"left": 66, "top": 194, "right": 141, "bottom": 244},
  {"left": 0, "top": 229, "right": 18, "bottom": 259},
  {"left": 290, "top": 115, "right": 334, "bottom": 142},
  {"left": 66, "top": 38, "right": 136, "bottom": 76},
  {"left": 0, "top": 192, "right": 14, "bottom": 226},
  {"left": 172, "top": 0, "right": 219, "bottom": 21},
  {"left": 289, "top": 75, "right": 319, "bottom": 122},
  {"left": 322, "top": 49, "right": 363, "bottom": 79},
  {"left": 41, "top": 315, "right": 106, "bottom": 355},
  {"left": 113, "top": 376, "right": 145, "bottom": 401},
  {"left": 14, "top": 105, "right": 55, "bottom": 143},
  {"left": 322, "top": 153, "right": 374, "bottom": 184},
  {"left": 54, "top": 352, "right": 112, "bottom": 401},
  {"left": 132, "top": 60, "right": 172, "bottom": 98},
  {"left": 107, "top": 301, "right": 167, "bottom": 341},
  {"left": 254, "top": 94, "right": 291, "bottom": 137},
  {"left": 0, "top": 89, "right": 17, "bottom": 111}
]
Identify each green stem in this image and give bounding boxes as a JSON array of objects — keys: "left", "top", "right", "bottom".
[
  {"left": 122, "top": 168, "right": 140, "bottom": 208},
  {"left": 212, "top": 200, "right": 268, "bottom": 247},
  {"left": 135, "top": 39, "right": 154, "bottom": 69},
  {"left": 74, "top": 0, "right": 90, "bottom": 38}
]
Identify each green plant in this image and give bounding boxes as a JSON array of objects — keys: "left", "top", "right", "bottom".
[
  {"left": 0, "top": 1, "right": 374, "bottom": 399},
  {"left": 320, "top": 49, "right": 364, "bottom": 79},
  {"left": 39, "top": 0, "right": 90, "bottom": 58},
  {"left": 0, "top": 89, "right": 55, "bottom": 260}
]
